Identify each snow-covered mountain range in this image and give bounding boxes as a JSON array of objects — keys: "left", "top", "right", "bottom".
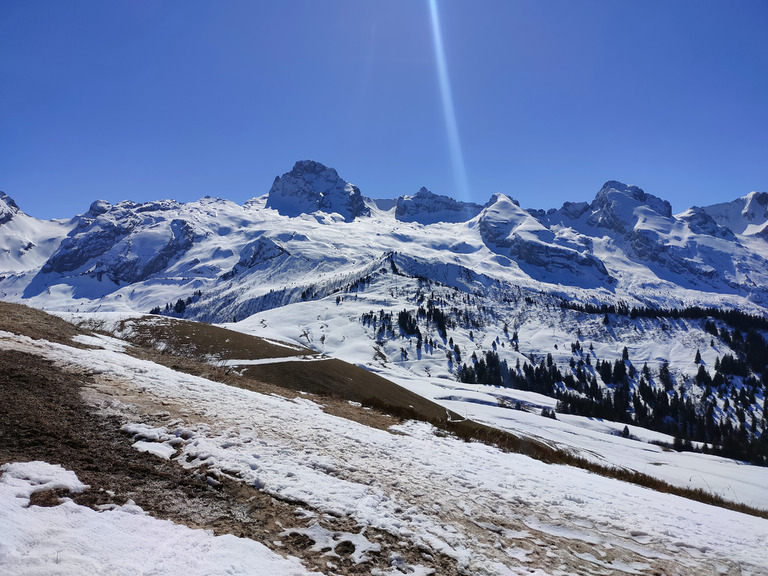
[
  {"left": 2, "top": 160, "right": 768, "bottom": 467},
  {"left": 2, "top": 159, "right": 767, "bottom": 315}
]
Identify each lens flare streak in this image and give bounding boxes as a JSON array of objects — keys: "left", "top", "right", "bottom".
[{"left": 428, "top": 0, "right": 469, "bottom": 200}]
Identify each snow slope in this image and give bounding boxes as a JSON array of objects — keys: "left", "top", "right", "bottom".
[
  {"left": 701, "top": 191, "right": 768, "bottom": 237},
  {"left": 0, "top": 191, "right": 72, "bottom": 276},
  {"left": 226, "top": 281, "right": 768, "bottom": 510}
]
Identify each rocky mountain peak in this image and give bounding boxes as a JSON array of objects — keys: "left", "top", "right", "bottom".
[
  {"left": 292, "top": 159, "right": 340, "bottom": 177},
  {"left": 87, "top": 200, "right": 112, "bottom": 217},
  {"left": 0, "top": 191, "right": 21, "bottom": 225},
  {"left": 586, "top": 181, "right": 672, "bottom": 233},
  {"left": 595, "top": 181, "right": 672, "bottom": 218},
  {"left": 742, "top": 191, "right": 768, "bottom": 221},
  {"left": 679, "top": 206, "right": 735, "bottom": 239},
  {"left": 265, "top": 160, "right": 369, "bottom": 222},
  {"left": 699, "top": 191, "right": 768, "bottom": 236}
]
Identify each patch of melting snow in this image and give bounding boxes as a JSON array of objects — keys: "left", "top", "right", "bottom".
[
  {"left": 1, "top": 461, "right": 89, "bottom": 496},
  {"left": 280, "top": 522, "right": 381, "bottom": 565},
  {"left": 220, "top": 355, "right": 326, "bottom": 367},
  {"left": 259, "top": 336, "right": 310, "bottom": 351},
  {"left": 0, "top": 461, "right": 321, "bottom": 575},
  {"left": 120, "top": 423, "right": 181, "bottom": 460},
  {"left": 72, "top": 333, "right": 130, "bottom": 352},
  {"left": 132, "top": 440, "right": 176, "bottom": 460}
]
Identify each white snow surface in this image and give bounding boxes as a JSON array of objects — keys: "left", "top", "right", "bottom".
[
  {"left": 1, "top": 330, "right": 767, "bottom": 574},
  {"left": 390, "top": 372, "right": 768, "bottom": 507},
  {"left": 0, "top": 461, "right": 318, "bottom": 575}
]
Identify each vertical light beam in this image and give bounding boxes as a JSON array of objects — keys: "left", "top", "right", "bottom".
[{"left": 428, "top": 0, "right": 469, "bottom": 200}]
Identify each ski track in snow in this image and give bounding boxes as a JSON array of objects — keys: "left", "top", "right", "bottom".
[
  {"left": 220, "top": 355, "right": 328, "bottom": 367},
  {"left": 1, "top": 331, "right": 767, "bottom": 575}
]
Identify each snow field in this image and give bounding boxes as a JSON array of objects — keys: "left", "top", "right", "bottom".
[{"left": 392, "top": 373, "right": 768, "bottom": 507}]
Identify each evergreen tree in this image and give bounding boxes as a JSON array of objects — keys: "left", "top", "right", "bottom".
[{"left": 658, "top": 361, "right": 673, "bottom": 391}]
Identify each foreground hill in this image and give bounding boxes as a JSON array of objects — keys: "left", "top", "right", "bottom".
[{"left": 1, "top": 302, "right": 767, "bottom": 575}]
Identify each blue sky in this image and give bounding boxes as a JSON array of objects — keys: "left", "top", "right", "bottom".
[{"left": 1, "top": 0, "right": 766, "bottom": 219}]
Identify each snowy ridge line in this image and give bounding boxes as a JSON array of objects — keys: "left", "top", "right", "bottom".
[
  {"left": 3, "top": 166, "right": 768, "bottom": 318},
  {"left": 190, "top": 253, "right": 397, "bottom": 323},
  {"left": 202, "top": 247, "right": 593, "bottom": 327},
  {"left": 193, "top": 247, "right": 520, "bottom": 326}
]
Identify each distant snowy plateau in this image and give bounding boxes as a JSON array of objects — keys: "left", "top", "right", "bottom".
[{"left": 2, "top": 160, "right": 768, "bottom": 575}]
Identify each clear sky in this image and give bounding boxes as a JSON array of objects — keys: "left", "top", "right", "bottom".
[{"left": 1, "top": 0, "right": 766, "bottom": 220}]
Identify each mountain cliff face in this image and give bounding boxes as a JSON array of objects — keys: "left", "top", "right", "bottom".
[
  {"left": 395, "top": 187, "right": 484, "bottom": 224},
  {"left": 40, "top": 199, "right": 204, "bottom": 286},
  {"left": 540, "top": 180, "right": 768, "bottom": 295},
  {"left": 478, "top": 194, "right": 611, "bottom": 287},
  {"left": 264, "top": 160, "right": 369, "bottom": 222},
  {"left": 0, "top": 191, "right": 21, "bottom": 226}
]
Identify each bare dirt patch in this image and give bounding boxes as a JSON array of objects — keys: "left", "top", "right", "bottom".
[
  {"left": 111, "top": 314, "right": 316, "bottom": 361},
  {"left": 242, "top": 358, "right": 453, "bottom": 422},
  {"left": 0, "top": 300, "right": 85, "bottom": 346}
]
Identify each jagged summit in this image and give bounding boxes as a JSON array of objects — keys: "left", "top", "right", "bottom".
[
  {"left": 678, "top": 206, "right": 735, "bottom": 239},
  {"left": 583, "top": 180, "right": 673, "bottom": 233},
  {"left": 394, "top": 186, "right": 484, "bottom": 224},
  {"left": 0, "top": 191, "right": 20, "bottom": 210},
  {"left": 595, "top": 180, "right": 672, "bottom": 217},
  {"left": 700, "top": 191, "right": 768, "bottom": 236},
  {"left": 265, "top": 160, "right": 370, "bottom": 222},
  {"left": 0, "top": 191, "right": 21, "bottom": 225},
  {"left": 743, "top": 191, "right": 768, "bottom": 219},
  {"left": 479, "top": 194, "right": 612, "bottom": 287},
  {"left": 86, "top": 199, "right": 112, "bottom": 217}
]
